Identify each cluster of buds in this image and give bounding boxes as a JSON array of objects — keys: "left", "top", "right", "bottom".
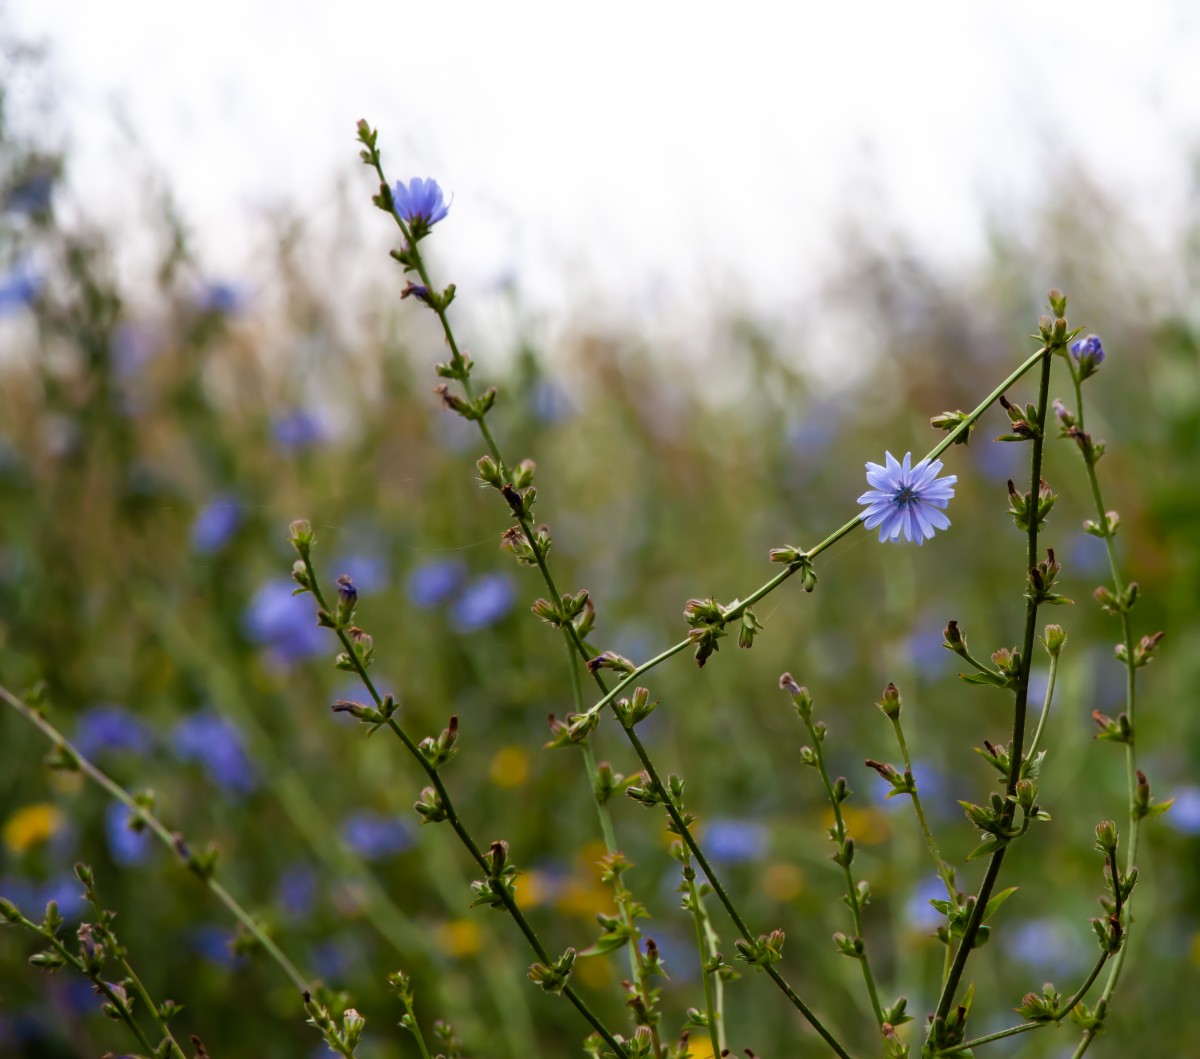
[
  {"left": 334, "top": 627, "right": 374, "bottom": 673},
  {"left": 530, "top": 588, "right": 591, "bottom": 629},
  {"left": 1093, "top": 580, "right": 1137, "bottom": 615},
  {"left": 417, "top": 715, "right": 459, "bottom": 769},
  {"left": 544, "top": 710, "right": 600, "bottom": 748},
  {"left": 434, "top": 382, "right": 496, "bottom": 422},
  {"left": 734, "top": 928, "right": 785, "bottom": 969},
  {"left": 682, "top": 597, "right": 729, "bottom": 668},
  {"left": 975, "top": 738, "right": 1043, "bottom": 784},
  {"left": 501, "top": 523, "right": 552, "bottom": 567},
  {"left": 1007, "top": 477, "right": 1057, "bottom": 532},
  {"left": 305, "top": 989, "right": 365, "bottom": 1056},
  {"left": 1054, "top": 399, "right": 1107, "bottom": 464},
  {"left": 1016, "top": 982, "right": 1063, "bottom": 1023},
  {"left": 469, "top": 840, "right": 518, "bottom": 910},
  {"left": 1028, "top": 549, "right": 1072, "bottom": 606},
  {"left": 1091, "top": 709, "right": 1133, "bottom": 744},
  {"left": 864, "top": 759, "right": 917, "bottom": 799},
  {"left": 625, "top": 771, "right": 685, "bottom": 811},
  {"left": 1115, "top": 630, "right": 1165, "bottom": 669},
  {"left": 767, "top": 547, "right": 818, "bottom": 590},
  {"left": 929, "top": 408, "right": 973, "bottom": 445},
  {"left": 527, "top": 947, "right": 577, "bottom": 994},
  {"left": 586, "top": 650, "right": 635, "bottom": 676},
  {"left": 413, "top": 785, "right": 448, "bottom": 825},
  {"left": 332, "top": 692, "right": 399, "bottom": 733},
  {"left": 611, "top": 687, "right": 657, "bottom": 730},
  {"left": 996, "top": 394, "right": 1041, "bottom": 442}
]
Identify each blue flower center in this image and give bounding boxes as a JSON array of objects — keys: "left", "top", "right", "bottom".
[{"left": 893, "top": 485, "right": 918, "bottom": 506}]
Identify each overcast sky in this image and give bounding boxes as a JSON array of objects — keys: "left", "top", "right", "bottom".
[{"left": 7, "top": 2, "right": 1200, "bottom": 320}]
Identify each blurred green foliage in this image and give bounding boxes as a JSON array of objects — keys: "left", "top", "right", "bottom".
[{"left": 2, "top": 46, "right": 1200, "bottom": 1059}]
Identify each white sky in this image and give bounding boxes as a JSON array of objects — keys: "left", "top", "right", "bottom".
[{"left": 7, "top": 1, "right": 1200, "bottom": 322}]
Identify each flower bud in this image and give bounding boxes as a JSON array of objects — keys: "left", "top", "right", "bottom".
[{"left": 876, "top": 682, "right": 902, "bottom": 719}]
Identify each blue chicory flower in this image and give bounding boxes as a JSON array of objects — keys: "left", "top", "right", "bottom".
[
  {"left": 105, "top": 802, "right": 152, "bottom": 866},
  {"left": 191, "top": 495, "right": 242, "bottom": 555},
  {"left": 392, "top": 178, "right": 449, "bottom": 227},
  {"left": 3, "top": 172, "right": 54, "bottom": 215},
  {"left": 857, "top": 451, "right": 957, "bottom": 545},
  {"left": 704, "top": 818, "right": 768, "bottom": 864},
  {"left": 0, "top": 268, "right": 41, "bottom": 314},
  {"left": 273, "top": 409, "right": 325, "bottom": 451},
  {"left": 450, "top": 573, "right": 515, "bottom": 632},
  {"left": 406, "top": 559, "right": 466, "bottom": 608},
  {"left": 74, "top": 704, "right": 154, "bottom": 757},
  {"left": 1167, "top": 786, "right": 1200, "bottom": 835},
  {"left": 1070, "top": 334, "right": 1105, "bottom": 379},
  {"left": 243, "top": 578, "right": 327, "bottom": 662},
  {"left": 170, "top": 710, "right": 257, "bottom": 795},
  {"left": 340, "top": 811, "right": 412, "bottom": 861},
  {"left": 277, "top": 862, "right": 318, "bottom": 919},
  {"left": 196, "top": 280, "right": 244, "bottom": 315}
]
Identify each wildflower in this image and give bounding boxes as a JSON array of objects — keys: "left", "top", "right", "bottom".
[
  {"left": 196, "top": 280, "right": 243, "bottom": 315},
  {"left": 243, "top": 578, "right": 326, "bottom": 662},
  {"left": 392, "top": 177, "right": 449, "bottom": 228},
  {"left": 0, "top": 268, "right": 41, "bottom": 313},
  {"left": 450, "top": 573, "right": 515, "bottom": 632},
  {"left": 74, "top": 704, "right": 154, "bottom": 757},
  {"left": 2, "top": 803, "right": 64, "bottom": 854},
  {"left": 340, "top": 811, "right": 411, "bottom": 860},
  {"left": 704, "top": 818, "right": 768, "bottom": 864},
  {"left": 276, "top": 862, "right": 318, "bottom": 919},
  {"left": 272, "top": 409, "right": 325, "bottom": 451},
  {"left": 1070, "top": 334, "right": 1105, "bottom": 379},
  {"left": 857, "top": 451, "right": 956, "bottom": 545},
  {"left": 191, "top": 495, "right": 242, "bottom": 555},
  {"left": 170, "top": 710, "right": 257, "bottom": 795},
  {"left": 105, "top": 802, "right": 152, "bottom": 866},
  {"left": 1167, "top": 786, "right": 1200, "bottom": 836}
]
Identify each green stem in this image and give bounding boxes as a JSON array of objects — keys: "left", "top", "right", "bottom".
[
  {"left": 929, "top": 344, "right": 1055, "bottom": 1043},
  {"left": 22, "top": 916, "right": 168, "bottom": 1058},
  {"left": 1025, "top": 652, "right": 1059, "bottom": 762},
  {"left": 303, "top": 567, "right": 626, "bottom": 1057},
  {"left": 571, "top": 648, "right": 663, "bottom": 1056},
  {"left": 0, "top": 684, "right": 314, "bottom": 997},
  {"left": 682, "top": 862, "right": 725, "bottom": 1059},
  {"left": 890, "top": 716, "right": 956, "bottom": 903},
  {"left": 936, "top": 948, "right": 1110, "bottom": 1055},
  {"left": 402, "top": 994, "right": 436, "bottom": 1059},
  {"left": 1064, "top": 361, "right": 1142, "bottom": 1059},
  {"left": 581, "top": 346, "right": 1050, "bottom": 723},
  {"left": 801, "top": 707, "right": 885, "bottom": 1027}
]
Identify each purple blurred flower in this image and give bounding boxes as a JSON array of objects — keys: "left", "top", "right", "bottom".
[
  {"left": 1167, "top": 786, "right": 1200, "bottom": 835},
  {"left": 191, "top": 925, "right": 243, "bottom": 967},
  {"left": 392, "top": 178, "right": 449, "bottom": 227},
  {"left": 704, "top": 819, "right": 767, "bottom": 864},
  {"left": 105, "top": 802, "right": 152, "bottom": 867},
  {"left": 273, "top": 409, "right": 325, "bottom": 451},
  {"left": 906, "top": 875, "right": 949, "bottom": 931},
  {"left": 406, "top": 559, "right": 466, "bottom": 608},
  {"left": 450, "top": 573, "right": 515, "bottom": 632},
  {"left": 191, "top": 495, "right": 242, "bottom": 555},
  {"left": 112, "top": 323, "right": 162, "bottom": 379},
  {"left": 243, "top": 578, "right": 327, "bottom": 662},
  {"left": 857, "top": 451, "right": 956, "bottom": 545},
  {"left": 531, "top": 379, "right": 574, "bottom": 424},
  {"left": 170, "top": 710, "right": 257, "bottom": 795},
  {"left": 312, "top": 940, "right": 353, "bottom": 980},
  {"left": 1003, "top": 917, "right": 1086, "bottom": 974},
  {"left": 277, "top": 862, "right": 318, "bottom": 920},
  {"left": 74, "top": 704, "right": 154, "bottom": 757},
  {"left": 340, "top": 811, "right": 411, "bottom": 860},
  {"left": 3, "top": 172, "right": 54, "bottom": 215},
  {"left": 39, "top": 872, "right": 86, "bottom": 920},
  {"left": 0, "top": 268, "right": 41, "bottom": 313},
  {"left": 196, "top": 280, "right": 244, "bottom": 315}
]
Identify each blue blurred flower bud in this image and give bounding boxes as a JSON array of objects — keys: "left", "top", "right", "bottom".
[{"left": 191, "top": 495, "right": 242, "bottom": 555}]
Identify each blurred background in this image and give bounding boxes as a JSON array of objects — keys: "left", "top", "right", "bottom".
[{"left": 2, "top": 4, "right": 1199, "bottom": 1058}]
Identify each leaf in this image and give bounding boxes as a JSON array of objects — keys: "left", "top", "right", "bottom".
[
  {"left": 982, "top": 887, "right": 1018, "bottom": 921},
  {"left": 966, "top": 837, "right": 1009, "bottom": 861},
  {"left": 960, "top": 671, "right": 1009, "bottom": 688}
]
